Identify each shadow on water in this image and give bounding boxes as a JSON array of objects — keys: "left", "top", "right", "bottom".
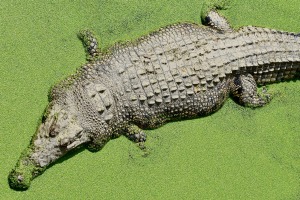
[{"left": 52, "top": 145, "right": 88, "bottom": 166}]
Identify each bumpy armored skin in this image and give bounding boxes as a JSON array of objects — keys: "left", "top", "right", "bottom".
[{"left": 9, "top": 10, "right": 300, "bottom": 190}]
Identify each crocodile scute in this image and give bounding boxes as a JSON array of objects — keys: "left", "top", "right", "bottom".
[{"left": 8, "top": 9, "right": 300, "bottom": 190}]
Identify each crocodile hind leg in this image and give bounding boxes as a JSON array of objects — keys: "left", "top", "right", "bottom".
[
  {"left": 78, "top": 30, "right": 102, "bottom": 61},
  {"left": 230, "top": 74, "right": 271, "bottom": 107}
]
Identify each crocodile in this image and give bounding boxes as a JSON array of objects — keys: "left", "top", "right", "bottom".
[{"left": 8, "top": 7, "right": 300, "bottom": 190}]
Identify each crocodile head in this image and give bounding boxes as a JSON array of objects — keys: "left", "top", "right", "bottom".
[{"left": 8, "top": 99, "right": 90, "bottom": 190}]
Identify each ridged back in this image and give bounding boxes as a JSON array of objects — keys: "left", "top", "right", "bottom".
[
  {"left": 72, "top": 23, "right": 300, "bottom": 127},
  {"left": 106, "top": 23, "right": 299, "bottom": 108}
]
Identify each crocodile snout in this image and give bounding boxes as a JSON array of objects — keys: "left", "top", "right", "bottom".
[{"left": 8, "top": 170, "right": 31, "bottom": 190}]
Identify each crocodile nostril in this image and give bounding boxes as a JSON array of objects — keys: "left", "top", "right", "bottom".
[{"left": 17, "top": 175, "right": 24, "bottom": 183}]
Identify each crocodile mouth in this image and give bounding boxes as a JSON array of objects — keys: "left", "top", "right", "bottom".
[{"left": 8, "top": 129, "right": 90, "bottom": 190}]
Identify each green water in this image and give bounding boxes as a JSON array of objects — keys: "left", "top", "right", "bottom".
[{"left": 0, "top": 0, "right": 299, "bottom": 199}]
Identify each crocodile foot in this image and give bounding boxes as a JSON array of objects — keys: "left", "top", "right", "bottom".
[
  {"left": 230, "top": 74, "right": 271, "bottom": 107},
  {"left": 261, "top": 86, "right": 272, "bottom": 103},
  {"left": 128, "top": 132, "right": 147, "bottom": 143},
  {"left": 125, "top": 124, "right": 147, "bottom": 149}
]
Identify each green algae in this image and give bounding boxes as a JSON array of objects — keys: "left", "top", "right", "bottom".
[
  {"left": 8, "top": 146, "right": 45, "bottom": 191},
  {"left": 0, "top": 0, "right": 300, "bottom": 199}
]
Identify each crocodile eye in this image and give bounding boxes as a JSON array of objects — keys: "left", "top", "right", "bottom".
[
  {"left": 42, "top": 115, "right": 47, "bottom": 123},
  {"left": 49, "top": 129, "right": 58, "bottom": 137},
  {"left": 205, "top": 16, "right": 212, "bottom": 24},
  {"left": 49, "top": 124, "right": 59, "bottom": 137}
]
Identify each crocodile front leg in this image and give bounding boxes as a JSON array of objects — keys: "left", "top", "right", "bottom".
[
  {"left": 230, "top": 74, "right": 271, "bottom": 107},
  {"left": 123, "top": 124, "right": 147, "bottom": 150}
]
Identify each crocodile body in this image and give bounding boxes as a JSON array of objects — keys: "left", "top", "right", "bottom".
[{"left": 9, "top": 10, "right": 300, "bottom": 190}]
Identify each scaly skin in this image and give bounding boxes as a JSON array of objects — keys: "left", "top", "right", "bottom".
[{"left": 9, "top": 9, "right": 299, "bottom": 190}]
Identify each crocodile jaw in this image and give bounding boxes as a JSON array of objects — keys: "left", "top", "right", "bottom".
[{"left": 8, "top": 103, "right": 90, "bottom": 190}]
